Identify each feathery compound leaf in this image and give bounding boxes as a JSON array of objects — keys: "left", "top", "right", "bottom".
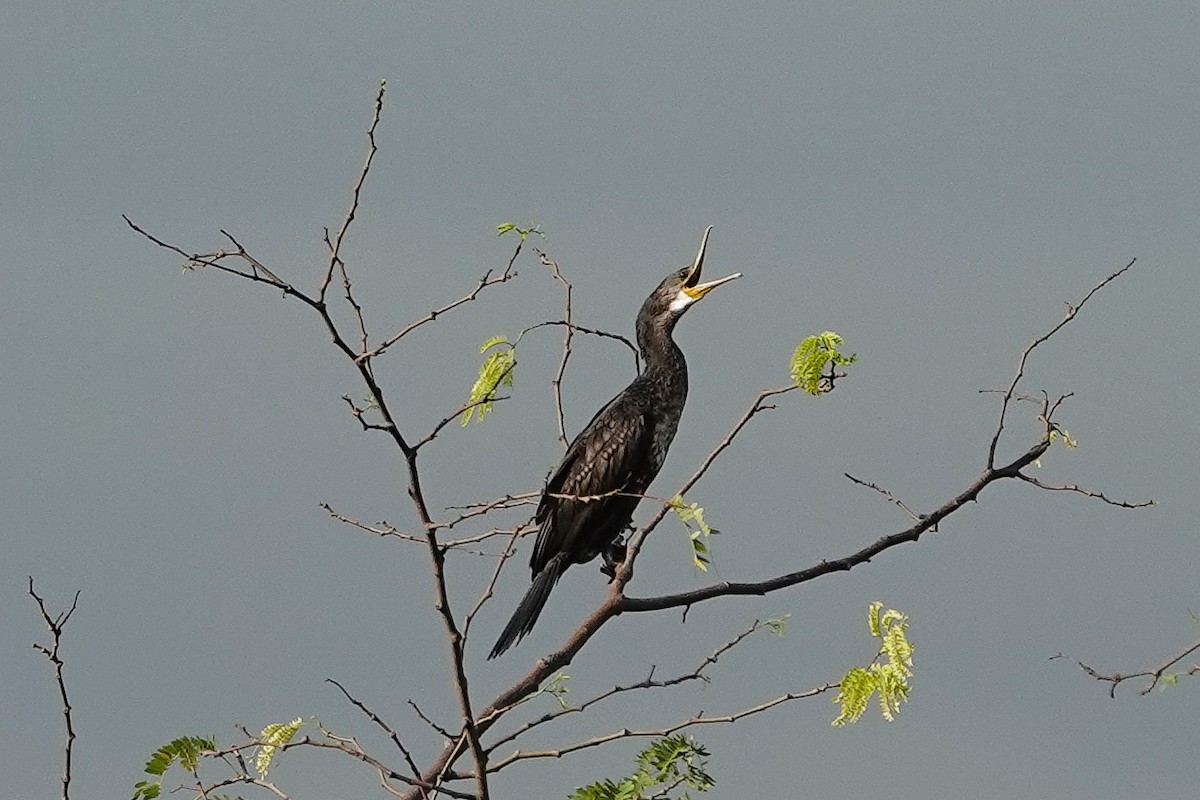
[
  {"left": 256, "top": 717, "right": 303, "bottom": 778},
  {"left": 463, "top": 336, "right": 515, "bottom": 425},
  {"left": 670, "top": 495, "right": 721, "bottom": 571},
  {"left": 571, "top": 735, "right": 713, "bottom": 800},
  {"left": 790, "top": 330, "right": 857, "bottom": 394},
  {"left": 132, "top": 736, "right": 216, "bottom": 800},
  {"left": 833, "top": 602, "right": 915, "bottom": 726}
]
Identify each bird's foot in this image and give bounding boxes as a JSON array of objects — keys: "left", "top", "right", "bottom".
[{"left": 600, "top": 539, "right": 628, "bottom": 582}]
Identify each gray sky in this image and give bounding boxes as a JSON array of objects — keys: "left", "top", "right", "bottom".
[{"left": 4, "top": 3, "right": 1198, "bottom": 798}]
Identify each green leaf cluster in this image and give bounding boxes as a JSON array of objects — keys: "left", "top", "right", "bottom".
[
  {"left": 832, "top": 601, "right": 915, "bottom": 726},
  {"left": 670, "top": 495, "right": 720, "bottom": 572},
  {"left": 496, "top": 221, "right": 546, "bottom": 241},
  {"left": 132, "top": 736, "right": 215, "bottom": 800},
  {"left": 570, "top": 734, "right": 715, "bottom": 800},
  {"left": 789, "top": 331, "right": 856, "bottom": 394},
  {"left": 256, "top": 717, "right": 304, "bottom": 778},
  {"left": 463, "top": 335, "right": 515, "bottom": 425}
]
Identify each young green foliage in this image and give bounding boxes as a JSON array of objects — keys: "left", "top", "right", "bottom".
[
  {"left": 790, "top": 330, "right": 857, "bottom": 394},
  {"left": 463, "top": 335, "right": 515, "bottom": 425},
  {"left": 496, "top": 221, "right": 546, "bottom": 241},
  {"left": 832, "top": 601, "right": 915, "bottom": 726},
  {"left": 670, "top": 495, "right": 720, "bottom": 572},
  {"left": 131, "top": 735, "right": 216, "bottom": 800},
  {"left": 1034, "top": 425, "right": 1079, "bottom": 468},
  {"left": 570, "top": 734, "right": 715, "bottom": 800},
  {"left": 256, "top": 717, "right": 304, "bottom": 778},
  {"left": 762, "top": 612, "right": 792, "bottom": 637}
]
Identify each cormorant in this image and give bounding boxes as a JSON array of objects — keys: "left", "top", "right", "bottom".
[{"left": 489, "top": 227, "right": 740, "bottom": 659}]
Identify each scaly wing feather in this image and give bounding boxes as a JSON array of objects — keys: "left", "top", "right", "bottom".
[{"left": 530, "top": 393, "right": 649, "bottom": 574}]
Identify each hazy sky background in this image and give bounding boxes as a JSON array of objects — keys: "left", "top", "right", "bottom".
[{"left": 4, "top": 3, "right": 1198, "bottom": 798}]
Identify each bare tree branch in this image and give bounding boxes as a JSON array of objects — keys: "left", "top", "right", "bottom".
[
  {"left": 488, "top": 682, "right": 837, "bottom": 772},
  {"left": 844, "top": 473, "right": 924, "bottom": 522},
  {"left": 326, "top": 678, "right": 427, "bottom": 798},
  {"left": 486, "top": 619, "right": 765, "bottom": 754},
  {"left": 536, "top": 248, "right": 575, "bottom": 450},
  {"left": 518, "top": 320, "right": 640, "bottom": 373},
  {"left": 1055, "top": 633, "right": 1200, "bottom": 698},
  {"left": 1016, "top": 475, "right": 1154, "bottom": 508},
  {"left": 29, "top": 578, "right": 79, "bottom": 800},
  {"left": 359, "top": 261, "right": 520, "bottom": 363},
  {"left": 986, "top": 258, "right": 1135, "bottom": 469}
]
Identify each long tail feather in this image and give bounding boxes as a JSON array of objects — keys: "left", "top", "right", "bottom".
[{"left": 488, "top": 554, "right": 568, "bottom": 659}]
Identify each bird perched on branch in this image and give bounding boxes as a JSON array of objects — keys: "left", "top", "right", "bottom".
[{"left": 489, "top": 227, "right": 740, "bottom": 658}]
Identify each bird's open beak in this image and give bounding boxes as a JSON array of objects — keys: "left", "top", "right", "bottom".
[{"left": 683, "top": 226, "right": 741, "bottom": 299}]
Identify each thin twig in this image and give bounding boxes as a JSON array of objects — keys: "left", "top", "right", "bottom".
[
  {"left": 463, "top": 525, "right": 528, "bottom": 639},
  {"left": 486, "top": 619, "right": 764, "bottom": 752},
  {"left": 407, "top": 699, "right": 456, "bottom": 741},
  {"left": 518, "top": 321, "right": 640, "bottom": 373},
  {"left": 535, "top": 248, "right": 574, "bottom": 450},
  {"left": 1015, "top": 475, "right": 1154, "bottom": 508},
  {"left": 325, "top": 678, "right": 426, "bottom": 797},
  {"left": 488, "top": 683, "right": 837, "bottom": 772},
  {"left": 29, "top": 578, "right": 79, "bottom": 800},
  {"left": 844, "top": 473, "right": 924, "bottom": 522},
  {"left": 986, "top": 259, "right": 1135, "bottom": 469},
  {"left": 319, "top": 82, "right": 385, "bottom": 303},
  {"left": 359, "top": 264, "right": 519, "bottom": 362},
  {"left": 1055, "top": 633, "right": 1200, "bottom": 698}
]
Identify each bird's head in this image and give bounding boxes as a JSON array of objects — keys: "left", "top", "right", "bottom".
[{"left": 643, "top": 226, "right": 741, "bottom": 324}]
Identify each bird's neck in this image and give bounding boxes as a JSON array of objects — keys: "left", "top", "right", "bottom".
[{"left": 637, "top": 317, "right": 687, "bottom": 389}]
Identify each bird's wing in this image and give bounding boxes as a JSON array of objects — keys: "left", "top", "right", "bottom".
[{"left": 530, "top": 395, "right": 649, "bottom": 574}]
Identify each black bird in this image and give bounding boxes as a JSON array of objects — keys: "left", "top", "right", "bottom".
[{"left": 489, "top": 227, "right": 740, "bottom": 658}]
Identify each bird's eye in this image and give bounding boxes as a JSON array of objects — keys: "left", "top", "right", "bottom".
[{"left": 678, "top": 269, "right": 689, "bottom": 279}]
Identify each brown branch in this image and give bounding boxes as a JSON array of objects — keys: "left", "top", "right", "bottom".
[
  {"left": 129, "top": 87, "right": 491, "bottom": 800},
  {"left": 190, "top": 775, "right": 294, "bottom": 800},
  {"left": 29, "top": 578, "right": 79, "bottom": 800},
  {"left": 844, "top": 473, "right": 924, "bottom": 522},
  {"left": 616, "top": 385, "right": 800, "bottom": 591},
  {"left": 488, "top": 683, "right": 837, "bottom": 772},
  {"left": 535, "top": 248, "right": 574, "bottom": 450},
  {"left": 212, "top": 731, "right": 475, "bottom": 800},
  {"left": 438, "top": 492, "right": 539, "bottom": 531},
  {"left": 518, "top": 321, "right": 640, "bottom": 373},
  {"left": 463, "top": 526, "right": 527, "bottom": 639},
  {"left": 1056, "top": 632, "right": 1200, "bottom": 698},
  {"left": 1015, "top": 475, "right": 1154, "bottom": 508},
  {"left": 408, "top": 699, "right": 456, "bottom": 742},
  {"left": 320, "top": 502, "right": 426, "bottom": 544},
  {"left": 325, "top": 678, "right": 426, "bottom": 797},
  {"left": 986, "top": 259, "right": 1135, "bottom": 469},
  {"left": 621, "top": 435, "right": 1053, "bottom": 615},
  {"left": 414, "top": 362, "right": 515, "bottom": 450},
  {"left": 319, "top": 82, "right": 385, "bottom": 304},
  {"left": 358, "top": 263, "right": 519, "bottom": 363},
  {"left": 486, "top": 619, "right": 764, "bottom": 753}
]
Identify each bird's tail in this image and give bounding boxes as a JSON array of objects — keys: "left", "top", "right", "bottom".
[{"left": 488, "top": 554, "right": 569, "bottom": 659}]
